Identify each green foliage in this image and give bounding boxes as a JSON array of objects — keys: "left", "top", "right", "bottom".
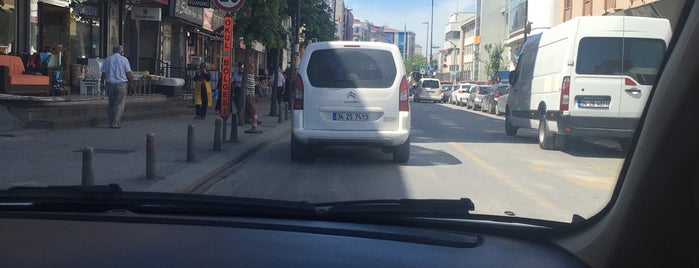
[
  {"left": 289, "top": 0, "right": 337, "bottom": 45},
  {"left": 475, "top": 43, "right": 508, "bottom": 82},
  {"left": 404, "top": 54, "right": 427, "bottom": 73},
  {"left": 233, "top": 0, "right": 289, "bottom": 49}
]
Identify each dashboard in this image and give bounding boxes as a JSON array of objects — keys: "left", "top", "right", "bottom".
[{"left": 0, "top": 212, "right": 584, "bottom": 267}]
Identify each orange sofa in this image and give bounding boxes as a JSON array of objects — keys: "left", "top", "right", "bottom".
[{"left": 0, "top": 55, "right": 50, "bottom": 95}]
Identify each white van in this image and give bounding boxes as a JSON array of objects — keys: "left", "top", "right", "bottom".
[
  {"left": 505, "top": 16, "right": 672, "bottom": 150},
  {"left": 291, "top": 41, "right": 411, "bottom": 162}
]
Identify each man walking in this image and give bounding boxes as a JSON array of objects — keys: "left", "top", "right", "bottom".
[
  {"left": 100, "top": 45, "right": 132, "bottom": 129},
  {"left": 271, "top": 67, "right": 285, "bottom": 106}
]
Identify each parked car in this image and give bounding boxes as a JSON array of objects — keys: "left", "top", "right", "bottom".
[
  {"left": 414, "top": 78, "right": 442, "bottom": 103},
  {"left": 506, "top": 16, "right": 671, "bottom": 150},
  {"left": 481, "top": 84, "right": 510, "bottom": 114},
  {"left": 495, "top": 85, "right": 511, "bottom": 116},
  {"left": 441, "top": 84, "right": 454, "bottom": 103},
  {"left": 466, "top": 85, "right": 492, "bottom": 110},
  {"left": 291, "top": 41, "right": 411, "bottom": 162},
  {"left": 451, "top": 83, "right": 475, "bottom": 106}
]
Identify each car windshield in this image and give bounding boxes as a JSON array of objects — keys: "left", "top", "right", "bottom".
[{"left": 0, "top": 0, "right": 687, "bottom": 227}]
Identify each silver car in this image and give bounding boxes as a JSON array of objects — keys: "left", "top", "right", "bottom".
[
  {"left": 467, "top": 85, "right": 492, "bottom": 111},
  {"left": 291, "top": 41, "right": 411, "bottom": 163}
]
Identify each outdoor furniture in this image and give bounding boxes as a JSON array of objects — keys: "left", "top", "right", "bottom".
[{"left": 0, "top": 55, "right": 51, "bottom": 95}]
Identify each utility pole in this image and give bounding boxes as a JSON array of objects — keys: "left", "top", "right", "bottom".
[
  {"left": 422, "top": 21, "right": 429, "bottom": 66},
  {"left": 429, "top": 0, "right": 434, "bottom": 72}
]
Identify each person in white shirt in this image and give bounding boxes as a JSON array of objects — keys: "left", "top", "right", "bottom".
[
  {"left": 270, "top": 67, "right": 285, "bottom": 105},
  {"left": 100, "top": 45, "right": 132, "bottom": 129}
]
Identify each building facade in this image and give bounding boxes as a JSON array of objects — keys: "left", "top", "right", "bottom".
[{"left": 442, "top": 12, "right": 474, "bottom": 82}]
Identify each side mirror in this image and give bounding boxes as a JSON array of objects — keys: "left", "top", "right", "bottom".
[{"left": 509, "top": 70, "right": 518, "bottom": 85}]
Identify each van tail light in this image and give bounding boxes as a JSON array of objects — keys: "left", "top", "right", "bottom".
[
  {"left": 399, "top": 75, "right": 409, "bottom": 111},
  {"left": 439, "top": 89, "right": 444, "bottom": 94},
  {"left": 293, "top": 74, "right": 304, "bottom": 110},
  {"left": 494, "top": 93, "right": 500, "bottom": 99},
  {"left": 625, "top": 77, "right": 637, "bottom": 86},
  {"left": 560, "top": 76, "right": 570, "bottom": 111}
]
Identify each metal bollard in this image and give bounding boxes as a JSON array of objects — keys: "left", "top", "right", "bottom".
[
  {"left": 230, "top": 113, "right": 239, "bottom": 143},
  {"left": 278, "top": 102, "right": 283, "bottom": 123},
  {"left": 214, "top": 117, "right": 222, "bottom": 151},
  {"left": 187, "top": 124, "right": 195, "bottom": 162},
  {"left": 146, "top": 133, "right": 156, "bottom": 180},
  {"left": 82, "top": 147, "right": 95, "bottom": 186},
  {"left": 285, "top": 102, "right": 290, "bottom": 120}
]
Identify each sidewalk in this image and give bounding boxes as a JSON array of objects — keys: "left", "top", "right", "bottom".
[{"left": 0, "top": 98, "right": 291, "bottom": 193}]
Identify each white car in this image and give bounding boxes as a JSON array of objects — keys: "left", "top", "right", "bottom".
[
  {"left": 451, "top": 83, "right": 475, "bottom": 106},
  {"left": 291, "top": 41, "right": 411, "bottom": 163}
]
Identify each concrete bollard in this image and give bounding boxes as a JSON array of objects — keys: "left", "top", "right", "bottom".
[
  {"left": 285, "top": 102, "right": 290, "bottom": 120},
  {"left": 278, "top": 102, "right": 283, "bottom": 123},
  {"left": 187, "top": 124, "right": 195, "bottom": 162},
  {"left": 214, "top": 117, "right": 222, "bottom": 151},
  {"left": 222, "top": 116, "right": 228, "bottom": 142},
  {"left": 146, "top": 133, "right": 156, "bottom": 180},
  {"left": 230, "top": 114, "right": 239, "bottom": 143},
  {"left": 82, "top": 147, "right": 95, "bottom": 186}
]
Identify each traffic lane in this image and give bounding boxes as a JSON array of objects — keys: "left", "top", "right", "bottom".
[{"left": 410, "top": 101, "right": 623, "bottom": 219}]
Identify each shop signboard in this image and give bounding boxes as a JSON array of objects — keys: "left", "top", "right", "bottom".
[
  {"left": 219, "top": 15, "right": 233, "bottom": 117},
  {"left": 187, "top": 0, "right": 211, "bottom": 8},
  {"left": 132, "top": 7, "right": 162, "bottom": 21}
]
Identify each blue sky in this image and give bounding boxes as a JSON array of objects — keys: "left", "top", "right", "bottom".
[{"left": 343, "top": 0, "right": 477, "bottom": 51}]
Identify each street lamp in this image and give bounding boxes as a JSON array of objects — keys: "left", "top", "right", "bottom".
[{"left": 422, "top": 22, "right": 429, "bottom": 66}]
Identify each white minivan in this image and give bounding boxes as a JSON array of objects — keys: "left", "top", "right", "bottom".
[
  {"left": 291, "top": 41, "right": 411, "bottom": 162},
  {"left": 506, "top": 16, "right": 672, "bottom": 150}
]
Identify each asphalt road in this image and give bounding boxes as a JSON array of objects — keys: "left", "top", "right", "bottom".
[{"left": 200, "top": 100, "right": 627, "bottom": 223}]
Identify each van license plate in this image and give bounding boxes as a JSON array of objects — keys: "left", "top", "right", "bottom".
[
  {"left": 333, "top": 112, "right": 369, "bottom": 121},
  {"left": 578, "top": 100, "right": 610, "bottom": 108}
]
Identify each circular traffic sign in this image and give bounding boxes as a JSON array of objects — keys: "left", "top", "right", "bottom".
[{"left": 213, "top": 0, "right": 245, "bottom": 12}]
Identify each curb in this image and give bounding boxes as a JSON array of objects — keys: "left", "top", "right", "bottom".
[{"left": 143, "top": 120, "right": 291, "bottom": 193}]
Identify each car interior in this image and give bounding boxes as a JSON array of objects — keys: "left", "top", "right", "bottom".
[{"left": 0, "top": 2, "right": 698, "bottom": 267}]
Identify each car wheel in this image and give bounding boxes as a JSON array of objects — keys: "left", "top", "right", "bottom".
[
  {"left": 393, "top": 138, "right": 410, "bottom": 163},
  {"left": 505, "top": 108, "right": 518, "bottom": 136},
  {"left": 538, "top": 115, "right": 566, "bottom": 150},
  {"left": 291, "top": 136, "right": 313, "bottom": 161}
]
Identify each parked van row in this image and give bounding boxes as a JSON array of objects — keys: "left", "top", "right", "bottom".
[{"left": 505, "top": 16, "right": 672, "bottom": 151}]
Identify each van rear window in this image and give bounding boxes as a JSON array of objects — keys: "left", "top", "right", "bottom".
[
  {"left": 576, "top": 37, "right": 666, "bottom": 85},
  {"left": 307, "top": 49, "right": 397, "bottom": 88}
]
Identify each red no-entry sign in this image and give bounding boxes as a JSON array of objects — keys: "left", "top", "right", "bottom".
[{"left": 213, "top": 0, "right": 245, "bottom": 12}]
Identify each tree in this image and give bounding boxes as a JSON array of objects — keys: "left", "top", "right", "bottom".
[
  {"left": 294, "top": 0, "right": 336, "bottom": 46},
  {"left": 231, "top": 0, "right": 290, "bottom": 120},
  {"left": 404, "top": 54, "right": 426, "bottom": 73},
  {"left": 475, "top": 43, "right": 508, "bottom": 83}
]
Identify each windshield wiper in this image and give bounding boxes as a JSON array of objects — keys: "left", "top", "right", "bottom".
[
  {"left": 315, "top": 198, "right": 475, "bottom": 219},
  {"left": 0, "top": 184, "right": 317, "bottom": 218}
]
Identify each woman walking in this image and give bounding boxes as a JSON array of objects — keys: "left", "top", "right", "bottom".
[{"left": 193, "top": 62, "right": 213, "bottom": 120}]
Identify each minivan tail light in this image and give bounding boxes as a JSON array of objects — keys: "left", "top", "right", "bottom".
[
  {"left": 293, "top": 74, "right": 304, "bottom": 110},
  {"left": 560, "top": 76, "right": 570, "bottom": 111},
  {"left": 625, "top": 77, "right": 637, "bottom": 86},
  {"left": 399, "top": 75, "right": 409, "bottom": 111}
]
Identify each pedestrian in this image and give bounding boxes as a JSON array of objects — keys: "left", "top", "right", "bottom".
[
  {"left": 192, "top": 62, "right": 212, "bottom": 120},
  {"left": 232, "top": 64, "right": 244, "bottom": 111},
  {"left": 244, "top": 68, "right": 261, "bottom": 124},
  {"left": 270, "top": 67, "right": 285, "bottom": 106},
  {"left": 100, "top": 44, "right": 132, "bottom": 129}
]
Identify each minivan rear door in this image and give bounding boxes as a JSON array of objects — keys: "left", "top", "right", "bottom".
[{"left": 302, "top": 45, "right": 401, "bottom": 131}]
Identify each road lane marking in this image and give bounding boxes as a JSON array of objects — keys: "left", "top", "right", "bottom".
[
  {"left": 529, "top": 161, "right": 618, "bottom": 190},
  {"left": 448, "top": 142, "right": 557, "bottom": 212}
]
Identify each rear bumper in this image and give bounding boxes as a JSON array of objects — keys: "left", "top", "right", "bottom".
[
  {"left": 292, "top": 111, "right": 411, "bottom": 147},
  {"left": 546, "top": 111, "right": 639, "bottom": 138}
]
